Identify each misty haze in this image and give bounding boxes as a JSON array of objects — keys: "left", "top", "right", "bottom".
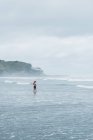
[{"left": 0, "top": 0, "right": 93, "bottom": 140}]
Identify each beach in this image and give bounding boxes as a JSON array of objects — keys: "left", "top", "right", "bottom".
[{"left": 0, "top": 77, "right": 93, "bottom": 140}]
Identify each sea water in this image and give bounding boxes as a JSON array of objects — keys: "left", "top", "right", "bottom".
[{"left": 0, "top": 77, "right": 93, "bottom": 140}]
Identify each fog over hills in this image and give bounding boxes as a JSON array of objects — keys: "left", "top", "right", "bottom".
[{"left": 0, "top": 60, "right": 44, "bottom": 76}]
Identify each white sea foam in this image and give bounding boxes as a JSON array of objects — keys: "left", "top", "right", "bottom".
[
  {"left": 4, "top": 80, "right": 14, "bottom": 83},
  {"left": 42, "top": 77, "right": 67, "bottom": 81},
  {"left": 43, "top": 78, "right": 48, "bottom": 80},
  {"left": 43, "top": 77, "right": 93, "bottom": 81},
  {"left": 68, "top": 78, "right": 93, "bottom": 82},
  {"left": 77, "top": 85, "right": 93, "bottom": 89},
  {"left": 43, "top": 132, "right": 56, "bottom": 137},
  {"left": 17, "top": 82, "right": 30, "bottom": 85}
]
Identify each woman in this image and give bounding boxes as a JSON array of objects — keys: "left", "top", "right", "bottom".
[{"left": 33, "top": 81, "right": 37, "bottom": 90}]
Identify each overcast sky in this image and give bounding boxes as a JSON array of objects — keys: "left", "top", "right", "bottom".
[{"left": 0, "top": 0, "right": 93, "bottom": 76}]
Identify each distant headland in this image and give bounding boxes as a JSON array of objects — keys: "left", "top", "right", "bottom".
[{"left": 0, "top": 60, "right": 44, "bottom": 77}]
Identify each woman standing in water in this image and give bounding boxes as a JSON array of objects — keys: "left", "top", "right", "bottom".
[{"left": 33, "top": 81, "right": 37, "bottom": 94}]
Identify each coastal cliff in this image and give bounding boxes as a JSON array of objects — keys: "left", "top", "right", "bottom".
[{"left": 0, "top": 60, "right": 44, "bottom": 76}]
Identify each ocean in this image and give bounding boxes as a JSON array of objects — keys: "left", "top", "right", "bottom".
[{"left": 0, "top": 77, "right": 93, "bottom": 140}]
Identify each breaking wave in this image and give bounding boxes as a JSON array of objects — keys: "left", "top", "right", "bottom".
[
  {"left": 4, "top": 80, "right": 15, "bottom": 84},
  {"left": 17, "top": 82, "right": 31, "bottom": 85},
  {"left": 77, "top": 85, "right": 93, "bottom": 89}
]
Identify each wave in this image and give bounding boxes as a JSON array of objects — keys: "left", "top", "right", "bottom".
[
  {"left": 17, "top": 82, "right": 31, "bottom": 85},
  {"left": 77, "top": 85, "right": 93, "bottom": 89},
  {"left": 4, "top": 80, "right": 31, "bottom": 85},
  {"left": 68, "top": 78, "right": 93, "bottom": 82},
  {"left": 43, "top": 77, "right": 93, "bottom": 82},
  {"left": 43, "top": 78, "right": 67, "bottom": 81},
  {"left": 4, "top": 80, "right": 15, "bottom": 84}
]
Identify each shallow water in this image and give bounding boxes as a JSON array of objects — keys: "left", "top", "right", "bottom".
[{"left": 0, "top": 77, "right": 93, "bottom": 140}]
